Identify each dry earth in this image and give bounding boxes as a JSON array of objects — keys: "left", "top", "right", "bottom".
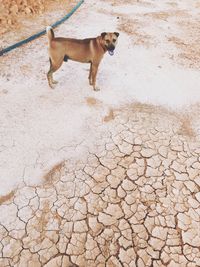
[
  {"left": 0, "top": 0, "right": 76, "bottom": 48},
  {"left": 0, "top": 0, "right": 74, "bottom": 35},
  {"left": 1, "top": 104, "right": 200, "bottom": 266},
  {"left": 1, "top": 0, "right": 200, "bottom": 266}
]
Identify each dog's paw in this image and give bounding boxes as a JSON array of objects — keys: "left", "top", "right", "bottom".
[
  {"left": 48, "top": 83, "right": 55, "bottom": 89},
  {"left": 94, "top": 86, "right": 100, "bottom": 91},
  {"left": 52, "top": 80, "right": 58, "bottom": 84}
]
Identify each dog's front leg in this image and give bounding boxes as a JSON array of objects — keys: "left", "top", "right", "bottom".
[
  {"left": 88, "top": 62, "right": 93, "bottom": 86},
  {"left": 91, "top": 63, "right": 100, "bottom": 91}
]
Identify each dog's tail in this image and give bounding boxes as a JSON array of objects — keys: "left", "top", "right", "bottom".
[{"left": 46, "top": 26, "right": 54, "bottom": 44}]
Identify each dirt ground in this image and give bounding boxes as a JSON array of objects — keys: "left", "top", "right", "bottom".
[
  {"left": 0, "top": 0, "right": 200, "bottom": 266},
  {"left": 0, "top": 0, "right": 75, "bottom": 34}
]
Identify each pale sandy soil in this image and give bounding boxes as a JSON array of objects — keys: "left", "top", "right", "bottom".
[{"left": 0, "top": 0, "right": 200, "bottom": 266}]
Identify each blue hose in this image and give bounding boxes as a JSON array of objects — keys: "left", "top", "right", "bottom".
[{"left": 0, "top": 0, "right": 84, "bottom": 56}]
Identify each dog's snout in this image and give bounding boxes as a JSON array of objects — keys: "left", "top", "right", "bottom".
[{"left": 109, "top": 44, "right": 115, "bottom": 51}]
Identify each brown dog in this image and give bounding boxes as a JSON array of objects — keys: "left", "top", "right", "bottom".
[{"left": 46, "top": 26, "right": 119, "bottom": 91}]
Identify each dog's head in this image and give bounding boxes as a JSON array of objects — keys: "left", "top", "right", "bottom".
[{"left": 101, "top": 32, "right": 119, "bottom": 56}]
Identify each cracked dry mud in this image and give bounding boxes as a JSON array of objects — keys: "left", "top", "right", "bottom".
[{"left": 1, "top": 104, "right": 200, "bottom": 267}]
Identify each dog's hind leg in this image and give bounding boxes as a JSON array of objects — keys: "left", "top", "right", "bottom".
[
  {"left": 47, "top": 58, "right": 56, "bottom": 87},
  {"left": 47, "top": 58, "right": 63, "bottom": 88}
]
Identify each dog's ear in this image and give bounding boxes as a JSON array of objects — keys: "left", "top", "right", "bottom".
[
  {"left": 101, "top": 32, "right": 107, "bottom": 39},
  {"left": 114, "top": 32, "right": 120, "bottom": 37}
]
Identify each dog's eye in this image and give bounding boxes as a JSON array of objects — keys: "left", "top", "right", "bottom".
[
  {"left": 106, "top": 40, "right": 110, "bottom": 44},
  {"left": 113, "top": 39, "right": 116, "bottom": 42}
]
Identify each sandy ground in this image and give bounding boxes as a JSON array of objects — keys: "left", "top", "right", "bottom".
[
  {"left": 0, "top": 0, "right": 200, "bottom": 266},
  {"left": 0, "top": 0, "right": 76, "bottom": 47}
]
